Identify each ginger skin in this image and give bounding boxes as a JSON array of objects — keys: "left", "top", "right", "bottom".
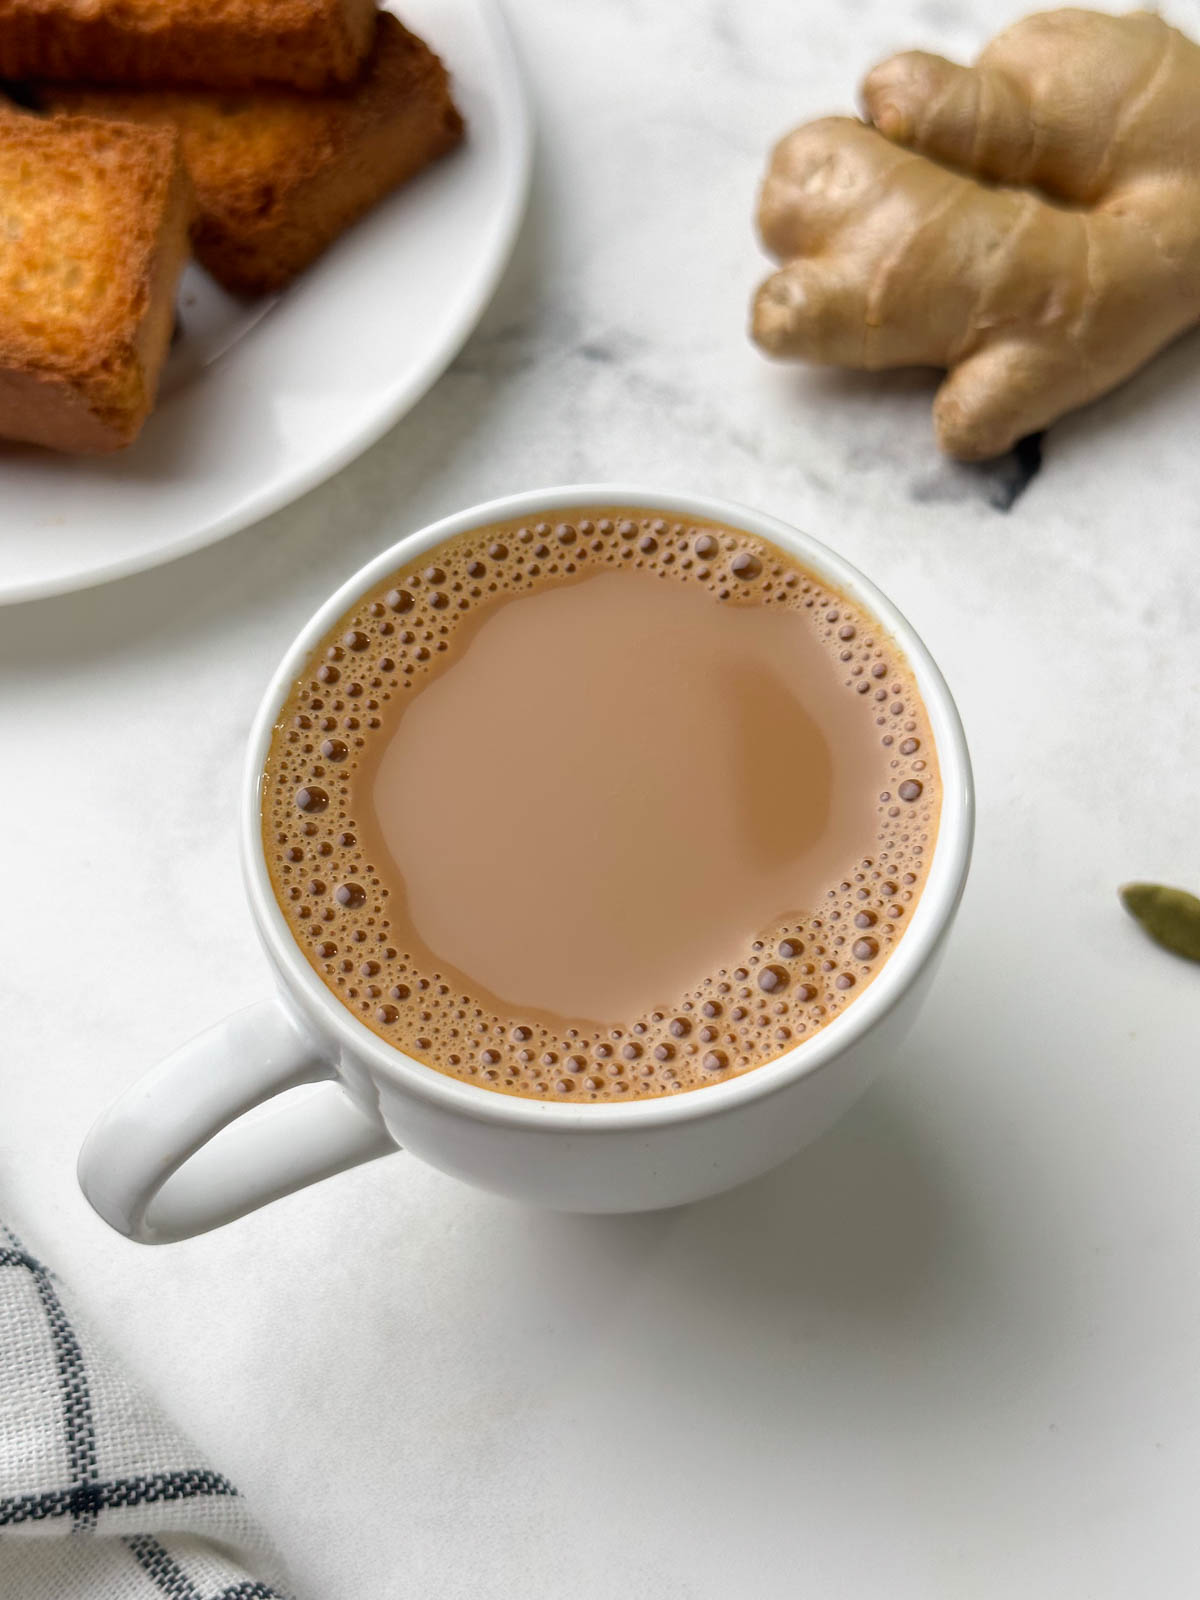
[{"left": 752, "top": 9, "right": 1200, "bottom": 460}]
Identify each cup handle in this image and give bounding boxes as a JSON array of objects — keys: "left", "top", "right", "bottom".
[{"left": 77, "top": 998, "right": 398, "bottom": 1244}]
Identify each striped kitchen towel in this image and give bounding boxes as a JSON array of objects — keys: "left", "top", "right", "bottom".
[{"left": 0, "top": 1220, "right": 292, "bottom": 1600}]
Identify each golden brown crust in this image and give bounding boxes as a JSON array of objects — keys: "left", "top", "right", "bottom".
[
  {"left": 42, "top": 14, "right": 464, "bottom": 295},
  {"left": 0, "top": 0, "right": 377, "bottom": 91},
  {"left": 0, "top": 110, "right": 191, "bottom": 452}
]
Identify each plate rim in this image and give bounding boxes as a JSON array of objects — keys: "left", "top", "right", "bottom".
[{"left": 0, "top": 0, "right": 532, "bottom": 607}]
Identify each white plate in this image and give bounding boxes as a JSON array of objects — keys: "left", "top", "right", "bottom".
[{"left": 0, "top": 0, "right": 531, "bottom": 605}]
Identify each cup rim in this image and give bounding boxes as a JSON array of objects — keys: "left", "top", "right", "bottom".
[{"left": 242, "top": 483, "right": 973, "bottom": 1132}]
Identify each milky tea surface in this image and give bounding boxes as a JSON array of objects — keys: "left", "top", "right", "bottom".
[{"left": 263, "top": 509, "right": 940, "bottom": 1102}]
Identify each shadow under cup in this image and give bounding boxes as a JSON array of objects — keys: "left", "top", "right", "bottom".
[{"left": 78, "top": 486, "right": 974, "bottom": 1242}]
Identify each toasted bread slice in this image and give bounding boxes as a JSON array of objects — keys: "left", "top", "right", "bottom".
[
  {"left": 0, "top": 110, "right": 190, "bottom": 453},
  {"left": 42, "top": 14, "right": 463, "bottom": 296},
  {"left": 0, "top": 0, "right": 377, "bottom": 91}
]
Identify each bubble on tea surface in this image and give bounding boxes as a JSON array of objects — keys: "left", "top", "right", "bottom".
[{"left": 263, "top": 505, "right": 940, "bottom": 1105}]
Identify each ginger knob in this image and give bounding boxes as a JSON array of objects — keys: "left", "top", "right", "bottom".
[{"left": 752, "top": 8, "right": 1200, "bottom": 460}]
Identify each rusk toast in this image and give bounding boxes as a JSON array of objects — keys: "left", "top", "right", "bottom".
[
  {"left": 0, "top": 110, "right": 190, "bottom": 452},
  {"left": 0, "top": 0, "right": 377, "bottom": 91},
  {"left": 42, "top": 14, "right": 463, "bottom": 295}
]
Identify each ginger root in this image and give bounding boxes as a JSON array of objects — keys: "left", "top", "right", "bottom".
[{"left": 752, "top": 8, "right": 1200, "bottom": 460}]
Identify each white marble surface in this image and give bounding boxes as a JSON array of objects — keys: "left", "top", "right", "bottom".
[{"left": 5, "top": 0, "right": 1200, "bottom": 1594}]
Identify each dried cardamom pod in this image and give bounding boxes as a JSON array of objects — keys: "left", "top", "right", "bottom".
[{"left": 1119, "top": 882, "right": 1200, "bottom": 963}]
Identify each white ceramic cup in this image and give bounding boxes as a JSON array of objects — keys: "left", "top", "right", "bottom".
[{"left": 78, "top": 485, "right": 973, "bottom": 1243}]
